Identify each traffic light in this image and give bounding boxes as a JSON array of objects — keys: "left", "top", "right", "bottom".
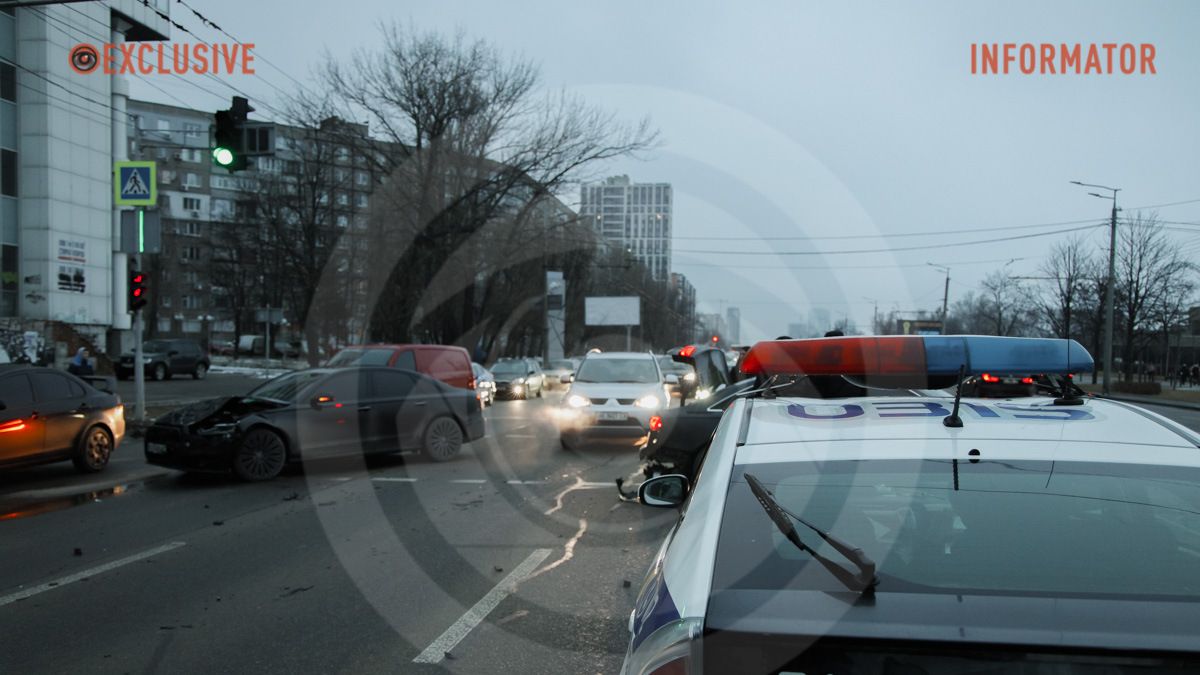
[
  {"left": 212, "top": 96, "right": 253, "bottom": 172},
  {"left": 128, "top": 269, "right": 147, "bottom": 312},
  {"left": 711, "top": 335, "right": 719, "bottom": 343}
]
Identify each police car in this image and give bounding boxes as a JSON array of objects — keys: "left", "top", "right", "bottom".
[{"left": 622, "top": 335, "right": 1200, "bottom": 675}]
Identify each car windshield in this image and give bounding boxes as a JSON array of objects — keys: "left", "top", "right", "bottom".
[
  {"left": 575, "top": 358, "right": 659, "bottom": 383},
  {"left": 490, "top": 362, "right": 527, "bottom": 376},
  {"left": 715, "top": 460, "right": 1200, "bottom": 598},
  {"left": 246, "top": 371, "right": 326, "bottom": 402},
  {"left": 549, "top": 360, "right": 575, "bottom": 370}
]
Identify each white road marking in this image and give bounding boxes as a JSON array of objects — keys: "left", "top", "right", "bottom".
[
  {"left": 449, "top": 479, "right": 488, "bottom": 484},
  {"left": 501, "top": 434, "right": 536, "bottom": 439},
  {"left": 412, "top": 548, "right": 553, "bottom": 664},
  {"left": 505, "top": 479, "right": 547, "bottom": 485},
  {"left": 0, "top": 541, "right": 187, "bottom": 608},
  {"left": 371, "top": 477, "right": 418, "bottom": 483}
]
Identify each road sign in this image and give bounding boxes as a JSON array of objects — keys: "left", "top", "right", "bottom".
[
  {"left": 114, "top": 161, "right": 157, "bottom": 206},
  {"left": 119, "top": 210, "right": 161, "bottom": 253}
]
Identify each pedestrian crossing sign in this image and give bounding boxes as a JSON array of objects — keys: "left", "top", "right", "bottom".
[{"left": 114, "top": 161, "right": 156, "bottom": 206}]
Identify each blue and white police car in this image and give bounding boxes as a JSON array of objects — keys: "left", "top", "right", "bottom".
[{"left": 622, "top": 335, "right": 1200, "bottom": 675}]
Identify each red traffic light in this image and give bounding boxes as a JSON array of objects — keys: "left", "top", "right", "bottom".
[
  {"left": 711, "top": 335, "right": 719, "bottom": 343},
  {"left": 128, "top": 269, "right": 148, "bottom": 312}
]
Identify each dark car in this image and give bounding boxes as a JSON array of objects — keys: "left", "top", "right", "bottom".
[
  {"left": 639, "top": 378, "right": 755, "bottom": 479},
  {"left": 143, "top": 366, "right": 485, "bottom": 481},
  {"left": 658, "top": 354, "right": 697, "bottom": 400},
  {"left": 961, "top": 372, "right": 1037, "bottom": 398},
  {"left": 117, "top": 339, "right": 210, "bottom": 381},
  {"left": 490, "top": 358, "right": 545, "bottom": 399},
  {"left": 0, "top": 365, "right": 125, "bottom": 474}
]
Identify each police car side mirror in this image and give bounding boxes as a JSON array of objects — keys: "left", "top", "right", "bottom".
[{"left": 638, "top": 474, "right": 689, "bottom": 508}]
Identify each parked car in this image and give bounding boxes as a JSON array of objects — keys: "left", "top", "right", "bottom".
[
  {"left": 325, "top": 344, "right": 474, "bottom": 391},
  {"left": 209, "top": 340, "right": 236, "bottom": 356},
  {"left": 0, "top": 365, "right": 125, "bottom": 474},
  {"left": 543, "top": 358, "right": 580, "bottom": 390},
  {"left": 117, "top": 339, "right": 210, "bottom": 381},
  {"left": 490, "top": 359, "right": 545, "bottom": 399},
  {"left": 472, "top": 362, "right": 496, "bottom": 407},
  {"left": 236, "top": 336, "right": 299, "bottom": 359},
  {"left": 144, "top": 366, "right": 485, "bottom": 481}
]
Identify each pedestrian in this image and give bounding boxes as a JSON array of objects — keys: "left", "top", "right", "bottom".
[
  {"left": 67, "top": 347, "right": 93, "bottom": 376},
  {"left": 1192, "top": 363, "right": 1200, "bottom": 388},
  {"left": 1180, "top": 364, "right": 1190, "bottom": 388}
]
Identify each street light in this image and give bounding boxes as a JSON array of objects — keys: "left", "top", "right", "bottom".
[
  {"left": 926, "top": 263, "right": 950, "bottom": 322},
  {"left": 1071, "top": 180, "right": 1121, "bottom": 395}
]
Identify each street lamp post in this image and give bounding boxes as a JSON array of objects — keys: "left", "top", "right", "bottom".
[{"left": 1071, "top": 180, "right": 1120, "bottom": 396}]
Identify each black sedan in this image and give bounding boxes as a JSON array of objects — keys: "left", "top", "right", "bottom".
[
  {"left": 961, "top": 372, "right": 1037, "bottom": 398},
  {"left": 144, "top": 367, "right": 486, "bottom": 481},
  {"left": 638, "top": 378, "right": 755, "bottom": 480},
  {"left": 0, "top": 365, "right": 125, "bottom": 474}
]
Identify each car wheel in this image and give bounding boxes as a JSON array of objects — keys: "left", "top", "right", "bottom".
[
  {"left": 536, "top": 383, "right": 543, "bottom": 398},
  {"left": 193, "top": 362, "right": 208, "bottom": 380},
  {"left": 423, "top": 416, "right": 463, "bottom": 462},
  {"left": 152, "top": 362, "right": 168, "bottom": 381},
  {"left": 72, "top": 425, "right": 112, "bottom": 473},
  {"left": 232, "top": 428, "right": 287, "bottom": 482},
  {"left": 559, "top": 434, "right": 575, "bottom": 451}
]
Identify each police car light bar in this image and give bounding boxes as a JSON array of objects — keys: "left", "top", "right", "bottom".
[{"left": 739, "top": 335, "right": 1094, "bottom": 378}]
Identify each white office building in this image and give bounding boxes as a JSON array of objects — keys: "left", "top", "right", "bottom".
[
  {"left": 579, "top": 175, "right": 672, "bottom": 281},
  {"left": 1, "top": 2, "right": 169, "bottom": 354}
]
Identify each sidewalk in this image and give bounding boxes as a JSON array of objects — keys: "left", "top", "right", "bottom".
[{"left": 1078, "top": 381, "right": 1200, "bottom": 411}]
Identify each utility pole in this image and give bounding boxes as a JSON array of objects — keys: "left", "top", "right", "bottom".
[
  {"left": 1071, "top": 181, "right": 1120, "bottom": 395},
  {"left": 927, "top": 263, "right": 951, "bottom": 325}
]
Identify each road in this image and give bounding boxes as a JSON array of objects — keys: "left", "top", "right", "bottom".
[
  {"left": 1, "top": 389, "right": 1198, "bottom": 674},
  {"left": 0, "top": 390, "right": 666, "bottom": 674}
]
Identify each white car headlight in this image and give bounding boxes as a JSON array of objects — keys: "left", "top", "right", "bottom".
[
  {"left": 683, "top": 372, "right": 696, "bottom": 383},
  {"left": 635, "top": 395, "right": 662, "bottom": 409},
  {"left": 514, "top": 377, "right": 526, "bottom": 385},
  {"left": 566, "top": 394, "right": 590, "bottom": 408}
]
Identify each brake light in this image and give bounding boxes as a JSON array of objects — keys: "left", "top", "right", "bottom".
[
  {"left": 981, "top": 373, "right": 1001, "bottom": 383},
  {"left": 678, "top": 345, "right": 696, "bottom": 358},
  {"left": 1021, "top": 376, "right": 1034, "bottom": 384},
  {"left": 468, "top": 376, "right": 476, "bottom": 390},
  {"left": 649, "top": 415, "right": 663, "bottom": 432}
]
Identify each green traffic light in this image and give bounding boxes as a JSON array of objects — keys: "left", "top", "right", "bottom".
[{"left": 212, "top": 146, "right": 235, "bottom": 166}]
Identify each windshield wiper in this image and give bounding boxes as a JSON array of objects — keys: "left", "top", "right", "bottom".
[{"left": 744, "top": 472, "right": 878, "bottom": 595}]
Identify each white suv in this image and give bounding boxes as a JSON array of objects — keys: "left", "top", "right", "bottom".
[{"left": 558, "top": 351, "right": 677, "bottom": 450}]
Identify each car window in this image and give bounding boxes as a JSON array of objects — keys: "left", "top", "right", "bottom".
[
  {"left": 328, "top": 348, "right": 395, "bottom": 367},
  {"left": 66, "top": 377, "right": 86, "bottom": 398},
  {"left": 369, "top": 369, "right": 417, "bottom": 399},
  {"left": 574, "top": 358, "right": 659, "bottom": 384},
  {"left": 394, "top": 350, "right": 416, "bottom": 370},
  {"left": 30, "top": 372, "right": 75, "bottom": 401},
  {"left": 248, "top": 371, "right": 326, "bottom": 401},
  {"left": 0, "top": 373, "right": 34, "bottom": 405},
  {"left": 316, "top": 371, "right": 370, "bottom": 402}
]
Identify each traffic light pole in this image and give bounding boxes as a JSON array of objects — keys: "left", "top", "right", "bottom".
[{"left": 131, "top": 251, "right": 146, "bottom": 422}]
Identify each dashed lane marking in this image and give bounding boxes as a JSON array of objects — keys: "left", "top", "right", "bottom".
[{"left": 0, "top": 542, "right": 187, "bottom": 608}]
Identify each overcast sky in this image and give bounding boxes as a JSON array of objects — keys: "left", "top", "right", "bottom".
[{"left": 129, "top": 0, "right": 1200, "bottom": 342}]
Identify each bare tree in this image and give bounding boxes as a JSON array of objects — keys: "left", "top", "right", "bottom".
[
  {"left": 1036, "top": 236, "right": 1093, "bottom": 340},
  {"left": 315, "top": 24, "right": 658, "bottom": 352}
]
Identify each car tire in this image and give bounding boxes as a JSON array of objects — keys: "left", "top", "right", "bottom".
[
  {"left": 193, "top": 362, "right": 208, "bottom": 380},
  {"left": 72, "top": 425, "right": 113, "bottom": 473},
  {"left": 152, "top": 362, "right": 168, "bottom": 381},
  {"left": 232, "top": 428, "right": 287, "bottom": 482},
  {"left": 423, "top": 416, "right": 463, "bottom": 462},
  {"left": 536, "top": 384, "right": 543, "bottom": 398},
  {"left": 559, "top": 434, "right": 576, "bottom": 451}
]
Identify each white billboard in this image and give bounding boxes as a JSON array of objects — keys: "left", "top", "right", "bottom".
[{"left": 585, "top": 296, "right": 640, "bottom": 326}]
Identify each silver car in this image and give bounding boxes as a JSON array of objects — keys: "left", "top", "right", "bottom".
[{"left": 557, "top": 352, "right": 677, "bottom": 450}]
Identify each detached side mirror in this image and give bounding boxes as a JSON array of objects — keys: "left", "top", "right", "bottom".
[
  {"left": 638, "top": 474, "right": 690, "bottom": 508},
  {"left": 310, "top": 394, "right": 335, "bottom": 410},
  {"left": 560, "top": 373, "right": 573, "bottom": 384},
  {"left": 664, "top": 374, "right": 679, "bottom": 385}
]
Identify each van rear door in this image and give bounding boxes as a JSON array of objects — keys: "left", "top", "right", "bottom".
[{"left": 413, "top": 347, "right": 471, "bottom": 389}]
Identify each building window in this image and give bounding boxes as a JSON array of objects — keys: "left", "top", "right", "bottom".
[
  {"left": 161, "top": 295, "right": 172, "bottom": 308},
  {"left": 181, "top": 148, "right": 202, "bottom": 163},
  {"left": 336, "top": 214, "right": 348, "bottom": 228},
  {"left": 355, "top": 193, "right": 367, "bottom": 209},
  {"left": 0, "top": 243, "right": 15, "bottom": 317},
  {"left": 178, "top": 222, "right": 202, "bottom": 237},
  {"left": 183, "top": 122, "right": 202, "bottom": 138},
  {"left": 182, "top": 197, "right": 201, "bottom": 211},
  {"left": 0, "top": 62, "right": 14, "bottom": 102},
  {"left": 355, "top": 171, "right": 368, "bottom": 186},
  {"left": 0, "top": 149, "right": 14, "bottom": 196},
  {"left": 183, "top": 295, "right": 201, "bottom": 310},
  {"left": 184, "top": 173, "right": 200, "bottom": 188},
  {"left": 181, "top": 246, "right": 202, "bottom": 261},
  {"left": 157, "top": 119, "right": 170, "bottom": 132},
  {"left": 336, "top": 192, "right": 348, "bottom": 206}
]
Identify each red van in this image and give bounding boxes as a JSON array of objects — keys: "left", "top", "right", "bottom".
[{"left": 325, "top": 344, "right": 475, "bottom": 391}]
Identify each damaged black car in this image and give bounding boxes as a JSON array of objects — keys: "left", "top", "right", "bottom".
[{"left": 144, "top": 367, "right": 485, "bottom": 481}]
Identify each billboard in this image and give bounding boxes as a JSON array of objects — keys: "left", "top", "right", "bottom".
[
  {"left": 585, "top": 296, "right": 640, "bottom": 326},
  {"left": 897, "top": 319, "right": 944, "bottom": 336}
]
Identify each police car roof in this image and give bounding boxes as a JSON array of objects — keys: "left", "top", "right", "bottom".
[{"left": 736, "top": 395, "right": 1200, "bottom": 463}]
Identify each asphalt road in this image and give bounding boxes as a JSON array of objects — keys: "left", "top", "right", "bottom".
[
  {"left": 0, "top": 391, "right": 666, "bottom": 674},
  {"left": 114, "top": 372, "right": 269, "bottom": 407},
  {"left": 2, "top": 392, "right": 1198, "bottom": 674}
]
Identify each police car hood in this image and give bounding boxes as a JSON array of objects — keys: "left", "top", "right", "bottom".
[
  {"left": 705, "top": 588, "right": 1200, "bottom": 655},
  {"left": 740, "top": 395, "right": 1199, "bottom": 450}
]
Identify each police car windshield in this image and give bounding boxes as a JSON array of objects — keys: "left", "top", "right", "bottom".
[
  {"left": 575, "top": 358, "right": 659, "bottom": 384},
  {"left": 714, "top": 460, "right": 1200, "bottom": 599}
]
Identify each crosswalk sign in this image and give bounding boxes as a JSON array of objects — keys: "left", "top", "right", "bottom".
[{"left": 114, "top": 161, "right": 157, "bottom": 206}]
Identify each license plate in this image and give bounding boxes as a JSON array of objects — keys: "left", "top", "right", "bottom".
[
  {"left": 146, "top": 442, "right": 167, "bottom": 455},
  {"left": 597, "top": 412, "right": 627, "bottom": 421}
]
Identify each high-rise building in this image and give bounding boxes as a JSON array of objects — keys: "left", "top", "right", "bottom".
[
  {"left": 579, "top": 175, "right": 672, "bottom": 281},
  {"left": 726, "top": 307, "right": 741, "bottom": 344}
]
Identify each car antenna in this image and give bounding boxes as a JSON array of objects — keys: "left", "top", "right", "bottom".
[{"left": 943, "top": 364, "right": 966, "bottom": 428}]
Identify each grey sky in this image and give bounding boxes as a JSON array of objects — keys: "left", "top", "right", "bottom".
[{"left": 130, "top": 0, "right": 1200, "bottom": 342}]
